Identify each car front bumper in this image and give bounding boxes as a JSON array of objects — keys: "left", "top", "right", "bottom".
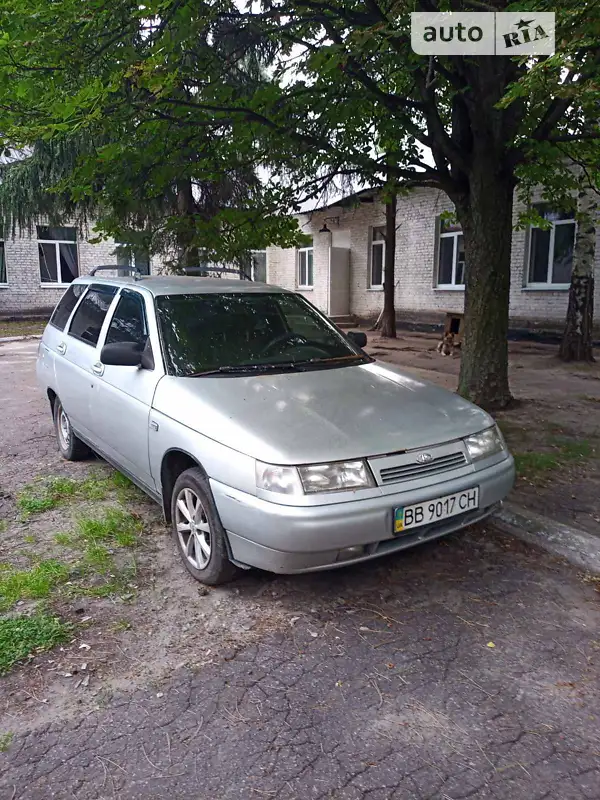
[{"left": 210, "top": 455, "right": 515, "bottom": 574}]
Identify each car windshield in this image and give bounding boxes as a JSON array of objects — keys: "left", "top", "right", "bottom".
[{"left": 155, "top": 292, "right": 367, "bottom": 377}]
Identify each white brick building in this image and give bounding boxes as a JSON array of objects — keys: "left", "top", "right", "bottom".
[
  {"left": 0, "top": 222, "right": 167, "bottom": 317},
  {"left": 0, "top": 222, "right": 269, "bottom": 317},
  {"left": 265, "top": 187, "right": 600, "bottom": 329},
  {"left": 1, "top": 187, "right": 598, "bottom": 331}
]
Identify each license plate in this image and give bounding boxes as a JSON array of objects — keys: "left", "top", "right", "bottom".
[{"left": 394, "top": 487, "right": 479, "bottom": 534}]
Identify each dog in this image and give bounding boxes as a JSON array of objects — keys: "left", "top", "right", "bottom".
[{"left": 436, "top": 331, "right": 455, "bottom": 356}]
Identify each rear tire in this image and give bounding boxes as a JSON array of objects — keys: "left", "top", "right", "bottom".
[
  {"left": 171, "top": 467, "right": 238, "bottom": 586},
  {"left": 53, "top": 397, "right": 91, "bottom": 461}
]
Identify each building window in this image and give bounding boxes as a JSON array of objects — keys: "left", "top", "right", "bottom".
[
  {"left": 0, "top": 241, "right": 6, "bottom": 284},
  {"left": 298, "top": 246, "right": 314, "bottom": 288},
  {"left": 370, "top": 227, "right": 385, "bottom": 288},
  {"left": 437, "top": 219, "right": 465, "bottom": 288},
  {"left": 37, "top": 226, "right": 79, "bottom": 284},
  {"left": 115, "top": 245, "right": 150, "bottom": 276},
  {"left": 527, "top": 206, "right": 575, "bottom": 287}
]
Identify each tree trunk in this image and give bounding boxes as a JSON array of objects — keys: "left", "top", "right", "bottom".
[
  {"left": 454, "top": 166, "right": 514, "bottom": 410},
  {"left": 176, "top": 178, "right": 200, "bottom": 271},
  {"left": 559, "top": 186, "right": 596, "bottom": 362},
  {"left": 379, "top": 191, "right": 397, "bottom": 338}
]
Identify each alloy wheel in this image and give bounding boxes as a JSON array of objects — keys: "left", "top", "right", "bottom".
[
  {"left": 175, "top": 487, "right": 212, "bottom": 570},
  {"left": 57, "top": 405, "right": 71, "bottom": 451}
]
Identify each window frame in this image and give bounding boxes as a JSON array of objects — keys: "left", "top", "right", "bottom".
[
  {"left": 297, "top": 246, "right": 314, "bottom": 289},
  {"left": 37, "top": 226, "right": 80, "bottom": 286},
  {"left": 0, "top": 241, "right": 7, "bottom": 286},
  {"left": 66, "top": 284, "right": 118, "bottom": 347},
  {"left": 49, "top": 283, "right": 88, "bottom": 332},
  {"left": 436, "top": 224, "right": 465, "bottom": 290},
  {"left": 103, "top": 288, "right": 150, "bottom": 350},
  {"left": 526, "top": 212, "right": 576, "bottom": 289},
  {"left": 369, "top": 227, "right": 385, "bottom": 290}
]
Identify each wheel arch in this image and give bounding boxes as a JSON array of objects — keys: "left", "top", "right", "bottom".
[
  {"left": 160, "top": 448, "right": 208, "bottom": 523},
  {"left": 47, "top": 388, "right": 58, "bottom": 416}
]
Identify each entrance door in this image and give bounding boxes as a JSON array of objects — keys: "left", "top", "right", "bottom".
[{"left": 327, "top": 247, "right": 350, "bottom": 317}]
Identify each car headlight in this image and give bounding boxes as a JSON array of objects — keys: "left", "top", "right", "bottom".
[
  {"left": 255, "top": 462, "right": 303, "bottom": 495},
  {"left": 464, "top": 426, "right": 506, "bottom": 462},
  {"left": 256, "top": 459, "right": 374, "bottom": 495},
  {"left": 298, "top": 460, "right": 375, "bottom": 493}
]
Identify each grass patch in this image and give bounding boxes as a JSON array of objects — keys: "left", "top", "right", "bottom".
[
  {"left": 0, "top": 319, "right": 46, "bottom": 338},
  {"left": 57, "top": 507, "right": 142, "bottom": 569},
  {"left": 0, "top": 613, "right": 71, "bottom": 674},
  {"left": 514, "top": 451, "right": 559, "bottom": 478},
  {"left": 0, "top": 520, "right": 6, "bottom": 533},
  {"left": 0, "top": 560, "right": 70, "bottom": 611},
  {"left": 57, "top": 508, "right": 142, "bottom": 597},
  {"left": 109, "top": 471, "right": 145, "bottom": 503},
  {"left": 17, "top": 474, "right": 113, "bottom": 516},
  {"left": 0, "top": 732, "right": 13, "bottom": 752},
  {"left": 514, "top": 438, "right": 595, "bottom": 482},
  {"left": 77, "top": 507, "right": 142, "bottom": 550},
  {"left": 17, "top": 470, "right": 143, "bottom": 517},
  {"left": 552, "top": 438, "right": 594, "bottom": 460}
]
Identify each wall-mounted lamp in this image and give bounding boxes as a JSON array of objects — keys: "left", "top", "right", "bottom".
[{"left": 319, "top": 216, "right": 339, "bottom": 233}]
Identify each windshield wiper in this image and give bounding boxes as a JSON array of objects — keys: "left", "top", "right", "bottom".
[
  {"left": 186, "top": 354, "right": 369, "bottom": 378},
  {"left": 186, "top": 362, "right": 305, "bottom": 377}
]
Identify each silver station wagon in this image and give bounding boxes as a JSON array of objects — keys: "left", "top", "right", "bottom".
[{"left": 37, "top": 272, "right": 515, "bottom": 584}]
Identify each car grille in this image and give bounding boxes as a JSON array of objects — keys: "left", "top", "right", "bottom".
[{"left": 377, "top": 451, "right": 467, "bottom": 485}]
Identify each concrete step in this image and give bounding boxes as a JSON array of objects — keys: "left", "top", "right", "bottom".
[{"left": 330, "top": 315, "right": 358, "bottom": 328}]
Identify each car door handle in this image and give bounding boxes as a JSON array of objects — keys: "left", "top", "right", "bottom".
[
  {"left": 57, "top": 342, "right": 67, "bottom": 355},
  {"left": 91, "top": 362, "right": 104, "bottom": 376}
]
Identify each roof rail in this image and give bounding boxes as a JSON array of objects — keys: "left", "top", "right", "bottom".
[
  {"left": 89, "top": 265, "right": 143, "bottom": 280},
  {"left": 182, "top": 266, "right": 252, "bottom": 281}
]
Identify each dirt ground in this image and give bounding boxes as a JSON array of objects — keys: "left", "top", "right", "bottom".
[
  {"left": 1, "top": 338, "right": 600, "bottom": 799},
  {"left": 364, "top": 331, "right": 600, "bottom": 538}
]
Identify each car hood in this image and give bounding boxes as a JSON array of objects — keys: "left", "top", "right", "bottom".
[{"left": 152, "top": 362, "right": 493, "bottom": 465}]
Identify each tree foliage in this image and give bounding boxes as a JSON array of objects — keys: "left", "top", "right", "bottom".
[
  {"left": 0, "top": 0, "right": 599, "bottom": 405},
  {"left": 0, "top": 1, "right": 300, "bottom": 266}
]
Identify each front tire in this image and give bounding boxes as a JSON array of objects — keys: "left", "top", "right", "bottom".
[
  {"left": 53, "top": 397, "right": 91, "bottom": 461},
  {"left": 171, "top": 467, "right": 238, "bottom": 586}
]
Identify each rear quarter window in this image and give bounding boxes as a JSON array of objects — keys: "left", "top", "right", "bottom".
[
  {"left": 49, "top": 284, "right": 86, "bottom": 331},
  {"left": 67, "top": 285, "right": 117, "bottom": 346}
]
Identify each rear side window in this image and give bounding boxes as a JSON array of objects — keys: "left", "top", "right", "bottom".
[
  {"left": 105, "top": 290, "right": 148, "bottom": 347},
  {"left": 49, "top": 284, "right": 86, "bottom": 331},
  {"left": 68, "top": 285, "right": 117, "bottom": 346}
]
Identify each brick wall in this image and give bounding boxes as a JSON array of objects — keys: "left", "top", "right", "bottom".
[
  {"left": 267, "top": 187, "right": 600, "bottom": 327},
  {"left": 0, "top": 225, "right": 164, "bottom": 317}
]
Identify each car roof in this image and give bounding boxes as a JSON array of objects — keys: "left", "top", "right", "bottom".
[{"left": 74, "top": 275, "right": 290, "bottom": 297}]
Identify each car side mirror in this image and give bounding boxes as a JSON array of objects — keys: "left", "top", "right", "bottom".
[
  {"left": 100, "top": 341, "right": 143, "bottom": 367},
  {"left": 347, "top": 330, "right": 367, "bottom": 349}
]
